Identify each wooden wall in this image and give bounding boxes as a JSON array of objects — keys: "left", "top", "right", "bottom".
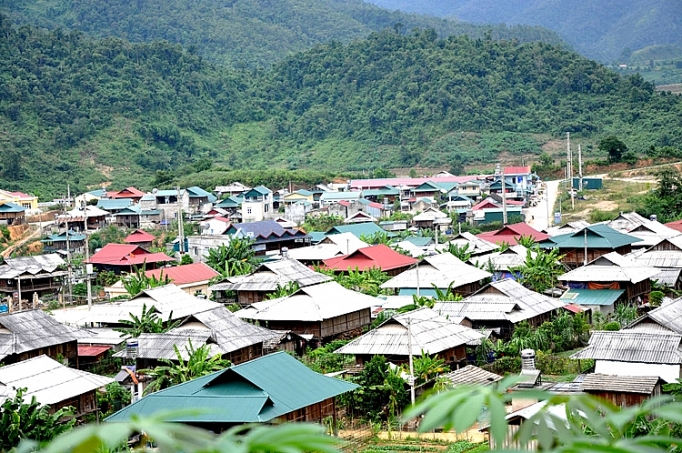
[
  {"left": 4, "top": 340, "right": 79, "bottom": 367},
  {"left": 320, "top": 309, "right": 371, "bottom": 338}
]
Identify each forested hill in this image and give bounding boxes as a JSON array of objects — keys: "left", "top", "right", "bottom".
[
  {"left": 1, "top": 17, "right": 682, "bottom": 198},
  {"left": 0, "top": 0, "right": 564, "bottom": 68},
  {"left": 363, "top": 0, "right": 682, "bottom": 63}
]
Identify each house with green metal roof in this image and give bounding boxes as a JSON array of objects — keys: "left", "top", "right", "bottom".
[
  {"left": 0, "top": 202, "right": 26, "bottom": 226},
  {"left": 361, "top": 185, "right": 401, "bottom": 202},
  {"left": 97, "top": 198, "right": 133, "bottom": 214},
  {"left": 215, "top": 195, "right": 243, "bottom": 210},
  {"left": 41, "top": 230, "right": 86, "bottom": 254},
  {"left": 184, "top": 186, "right": 217, "bottom": 213},
  {"left": 325, "top": 222, "right": 394, "bottom": 239},
  {"left": 106, "top": 351, "right": 358, "bottom": 428},
  {"left": 539, "top": 224, "right": 642, "bottom": 269}
]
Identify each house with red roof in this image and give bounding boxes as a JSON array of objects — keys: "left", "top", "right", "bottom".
[
  {"left": 503, "top": 166, "right": 533, "bottom": 192},
  {"left": 106, "top": 187, "right": 145, "bottom": 202},
  {"left": 321, "top": 244, "right": 418, "bottom": 276},
  {"left": 145, "top": 262, "right": 220, "bottom": 297},
  {"left": 477, "top": 222, "right": 549, "bottom": 245},
  {"left": 88, "top": 243, "right": 174, "bottom": 274},
  {"left": 665, "top": 219, "right": 682, "bottom": 234},
  {"left": 124, "top": 229, "right": 156, "bottom": 249}
]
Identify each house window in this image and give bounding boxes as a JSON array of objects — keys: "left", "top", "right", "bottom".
[
  {"left": 247, "top": 207, "right": 252, "bottom": 214},
  {"left": 264, "top": 204, "right": 269, "bottom": 212}
]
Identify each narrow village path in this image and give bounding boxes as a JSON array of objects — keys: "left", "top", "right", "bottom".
[{"left": 525, "top": 179, "right": 560, "bottom": 231}]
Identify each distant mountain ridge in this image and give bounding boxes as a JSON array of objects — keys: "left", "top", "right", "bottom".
[
  {"left": 0, "top": 0, "right": 564, "bottom": 68},
  {"left": 364, "top": 0, "right": 682, "bottom": 62}
]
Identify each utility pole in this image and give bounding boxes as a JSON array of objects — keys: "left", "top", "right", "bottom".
[
  {"left": 65, "top": 213, "right": 72, "bottom": 306},
  {"left": 567, "top": 132, "right": 574, "bottom": 210},
  {"left": 501, "top": 167, "right": 508, "bottom": 225},
  {"left": 578, "top": 144, "right": 583, "bottom": 192},
  {"left": 407, "top": 317, "right": 416, "bottom": 406},
  {"left": 85, "top": 234, "right": 92, "bottom": 310},
  {"left": 583, "top": 228, "right": 588, "bottom": 266},
  {"left": 177, "top": 187, "right": 185, "bottom": 254}
]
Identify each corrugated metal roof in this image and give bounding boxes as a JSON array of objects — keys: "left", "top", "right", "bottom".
[
  {"left": 0, "top": 310, "right": 80, "bottom": 360},
  {"left": 88, "top": 243, "right": 173, "bottom": 266},
  {"left": 146, "top": 263, "right": 220, "bottom": 286},
  {"left": 0, "top": 355, "right": 112, "bottom": 405},
  {"left": 630, "top": 296, "right": 682, "bottom": 334},
  {"left": 334, "top": 307, "right": 483, "bottom": 356},
  {"left": 435, "top": 279, "right": 567, "bottom": 323},
  {"left": 325, "top": 223, "right": 392, "bottom": 239},
  {"left": 571, "top": 331, "right": 682, "bottom": 364},
  {"left": 439, "top": 232, "right": 499, "bottom": 255},
  {"left": 78, "top": 345, "right": 112, "bottom": 357},
  {"left": 541, "top": 224, "right": 641, "bottom": 250},
  {"left": 581, "top": 373, "right": 661, "bottom": 393},
  {"left": 107, "top": 351, "right": 358, "bottom": 424},
  {"left": 124, "top": 230, "right": 156, "bottom": 244},
  {"left": 477, "top": 223, "right": 549, "bottom": 245},
  {"left": 560, "top": 289, "right": 625, "bottom": 306},
  {"left": 0, "top": 254, "right": 66, "bottom": 279},
  {"left": 323, "top": 244, "right": 418, "bottom": 272},
  {"left": 81, "top": 285, "right": 221, "bottom": 324},
  {"left": 444, "top": 365, "right": 502, "bottom": 386},
  {"left": 234, "top": 281, "right": 376, "bottom": 322},
  {"left": 470, "top": 245, "right": 534, "bottom": 271},
  {"left": 381, "top": 253, "right": 491, "bottom": 290},
  {"left": 559, "top": 252, "right": 660, "bottom": 284},
  {"left": 97, "top": 198, "right": 133, "bottom": 210},
  {"left": 210, "top": 258, "right": 331, "bottom": 292}
]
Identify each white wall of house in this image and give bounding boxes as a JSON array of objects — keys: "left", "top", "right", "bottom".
[
  {"left": 595, "top": 360, "right": 680, "bottom": 383},
  {"left": 242, "top": 201, "right": 267, "bottom": 222},
  {"left": 187, "top": 235, "right": 232, "bottom": 263}
]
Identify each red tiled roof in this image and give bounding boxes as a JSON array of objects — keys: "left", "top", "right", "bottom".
[
  {"left": 89, "top": 243, "right": 174, "bottom": 266},
  {"left": 124, "top": 229, "right": 156, "bottom": 244},
  {"left": 145, "top": 262, "right": 220, "bottom": 285},
  {"left": 563, "top": 304, "right": 587, "bottom": 314},
  {"left": 477, "top": 222, "right": 549, "bottom": 245},
  {"left": 503, "top": 166, "right": 531, "bottom": 175},
  {"left": 78, "top": 345, "right": 112, "bottom": 357},
  {"left": 665, "top": 219, "right": 682, "bottom": 233},
  {"left": 472, "top": 199, "right": 500, "bottom": 210},
  {"left": 339, "top": 200, "right": 351, "bottom": 206},
  {"left": 322, "top": 244, "right": 417, "bottom": 272}
]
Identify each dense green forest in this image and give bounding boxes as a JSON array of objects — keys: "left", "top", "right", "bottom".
[
  {"left": 1, "top": 16, "right": 682, "bottom": 198},
  {"left": 365, "top": 0, "right": 682, "bottom": 63},
  {"left": 0, "top": 0, "right": 564, "bottom": 68}
]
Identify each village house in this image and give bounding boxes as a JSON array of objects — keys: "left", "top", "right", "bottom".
[
  {"left": 608, "top": 212, "right": 680, "bottom": 249},
  {"left": 434, "top": 279, "right": 567, "bottom": 339},
  {"left": 343, "top": 210, "right": 377, "bottom": 224},
  {"left": 97, "top": 198, "right": 134, "bottom": 216},
  {"left": 113, "top": 305, "right": 279, "bottom": 369},
  {"left": 571, "top": 330, "right": 682, "bottom": 383},
  {"left": 469, "top": 199, "right": 524, "bottom": 225},
  {"left": 226, "top": 220, "right": 310, "bottom": 255},
  {"left": 0, "top": 190, "right": 38, "bottom": 212},
  {"left": 0, "top": 201, "right": 26, "bottom": 225},
  {"left": 0, "top": 355, "right": 112, "bottom": 416},
  {"left": 58, "top": 206, "right": 109, "bottom": 231},
  {"left": 124, "top": 229, "right": 156, "bottom": 250},
  {"left": 214, "top": 182, "right": 251, "bottom": 198},
  {"left": 88, "top": 243, "right": 174, "bottom": 274},
  {"left": 628, "top": 236, "right": 682, "bottom": 292},
  {"left": 580, "top": 374, "right": 664, "bottom": 408},
  {"left": 106, "top": 262, "right": 221, "bottom": 299},
  {"left": 539, "top": 224, "right": 642, "bottom": 269},
  {"left": 105, "top": 187, "right": 145, "bottom": 202},
  {"left": 334, "top": 307, "right": 483, "bottom": 368},
  {"left": 626, "top": 295, "right": 682, "bottom": 334},
  {"left": 183, "top": 186, "right": 217, "bottom": 214},
  {"left": 235, "top": 281, "right": 375, "bottom": 342},
  {"left": 477, "top": 222, "right": 549, "bottom": 245},
  {"left": 40, "top": 230, "right": 86, "bottom": 254},
  {"left": 210, "top": 257, "right": 331, "bottom": 306},
  {"left": 241, "top": 186, "right": 273, "bottom": 222},
  {"left": 470, "top": 245, "right": 535, "bottom": 281},
  {"left": 0, "top": 309, "right": 80, "bottom": 366},
  {"left": 106, "top": 351, "right": 358, "bottom": 429},
  {"left": 439, "top": 232, "right": 499, "bottom": 257},
  {"left": 381, "top": 252, "right": 491, "bottom": 297},
  {"left": 0, "top": 254, "right": 68, "bottom": 306},
  {"left": 558, "top": 252, "right": 660, "bottom": 304},
  {"left": 322, "top": 244, "right": 418, "bottom": 276},
  {"left": 285, "top": 233, "right": 368, "bottom": 265},
  {"left": 412, "top": 207, "right": 449, "bottom": 230}
]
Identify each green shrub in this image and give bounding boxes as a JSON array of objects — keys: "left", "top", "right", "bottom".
[{"left": 604, "top": 321, "right": 621, "bottom": 331}]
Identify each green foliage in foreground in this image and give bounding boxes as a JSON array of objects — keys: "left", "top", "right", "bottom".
[{"left": 19, "top": 377, "right": 682, "bottom": 452}]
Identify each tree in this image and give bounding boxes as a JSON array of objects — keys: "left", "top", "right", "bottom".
[
  {"left": 511, "top": 248, "right": 564, "bottom": 293},
  {"left": 122, "top": 265, "right": 171, "bottom": 297},
  {"left": 180, "top": 253, "right": 194, "bottom": 265},
  {"left": 0, "top": 388, "right": 75, "bottom": 451},
  {"left": 599, "top": 135, "right": 628, "bottom": 163},
  {"left": 441, "top": 242, "right": 473, "bottom": 262},
  {"left": 349, "top": 355, "right": 409, "bottom": 422},
  {"left": 411, "top": 351, "right": 446, "bottom": 385},
  {"left": 265, "top": 281, "right": 300, "bottom": 299},
  {"left": 206, "top": 237, "right": 259, "bottom": 279},
  {"left": 114, "top": 303, "right": 180, "bottom": 338},
  {"left": 141, "top": 340, "right": 231, "bottom": 394}
]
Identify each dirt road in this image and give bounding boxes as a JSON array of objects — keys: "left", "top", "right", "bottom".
[{"left": 1, "top": 225, "right": 39, "bottom": 258}]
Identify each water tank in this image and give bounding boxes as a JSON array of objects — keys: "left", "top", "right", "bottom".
[
  {"left": 521, "top": 349, "right": 536, "bottom": 370},
  {"left": 126, "top": 339, "right": 139, "bottom": 359},
  {"left": 650, "top": 214, "right": 658, "bottom": 222}
]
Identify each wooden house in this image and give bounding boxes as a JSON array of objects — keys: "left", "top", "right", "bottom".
[
  {"left": 124, "top": 229, "right": 156, "bottom": 250},
  {"left": 106, "top": 351, "right": 358, "bottom": 429},
  {"left": 571, "top": 330, "right": 682, "bottom": 383},
  {"left": 210, "top": 257, "right": 331, "bottom": 306},
  {"left": 106, "top": 187, "right": 145, "bottom": 202},
  {"left": 0, "top": 201, "right": 26, "bottom": 225},
  {"left": 0, "top": 254, "right": 68, "bottom": 305},
  {"left": 235, "top": 281, "right": 375, "bottom": 342},
  {"left": 412, "top": 207, "right": 449, "bottom": 229},
  {"left": 0, "top": 355, "right": 112, "bottom": 416},
  {"left": 286, "top": 233, "right": 368, "bottom": 265},
  {"left": 0, "top": 309, "right": 80, "bottom": 366},
  {"left": 539, "top": 224, "right": 642, "bottom": 269},
  {"left": 629, "top": 236, "right": 682, "bottom": 291},
  {"left": 470, "top": 245, "right": 534, "bottom": 280},
  {"left": 58, "top": 206, "right": 109, "bottom": 231},
  {"left": 41, "top": 230, "right": 86, "bottom": 254},
  {"left": 434, "top": 279, "right": 567, "bottom": 339},
  {"left": 113, "top": 306, "right": 279, "bottom": 369},
  {"left": 226, "top": 220, "right": 310, "bottom": 256},
  {"left": 608, "top": 212, "right": 680, "bottom": 249},
  {"left": 627, "top": 295, "right": 682, "bottom": 334},
  {"left": 580, "top": 374, "right": 663, "bottom": 407},
  {"left": 477, "top": 222, "right": 549, "bottom": 245},
  {"left": 88, "top": 243, "right": 174, "bottom": 274},
  {"left": 381, "top": 252, "right": 491, "bottom": 297},
  {"left": 334, "top": 307, "right": 483, "bottom": 368},
  {"left": 558, "top": 252, "right": 660, "bottom": 303},
  {"left": 438, "top": 232, "right": 499, "bottom": 257}
]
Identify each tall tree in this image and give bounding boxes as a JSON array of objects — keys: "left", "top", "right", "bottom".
[{"left": 599, "top": 135, "right": 628, "bottom": 163}]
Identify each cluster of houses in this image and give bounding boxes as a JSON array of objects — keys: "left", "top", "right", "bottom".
[{"left": 5, "top": 170, "right": 682, "bottom": 442}]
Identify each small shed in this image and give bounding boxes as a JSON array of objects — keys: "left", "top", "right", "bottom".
[
  {"left": 443, "top": 365, "right": 502, "bottom": 387},
  {"left": 580, "top": 373, "right": 663, "bottom": 407}
]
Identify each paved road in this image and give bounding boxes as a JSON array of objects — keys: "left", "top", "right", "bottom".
[{"left": 525, "top": 179, "right": 560, "bottom": 231}]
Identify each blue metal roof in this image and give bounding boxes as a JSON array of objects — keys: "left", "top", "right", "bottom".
[
  {"left": 97, "top": 199, "right": 133, "bottom": 210},
  {"left": 560, "top": 289, "right": 625, "bottom": 306}
]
